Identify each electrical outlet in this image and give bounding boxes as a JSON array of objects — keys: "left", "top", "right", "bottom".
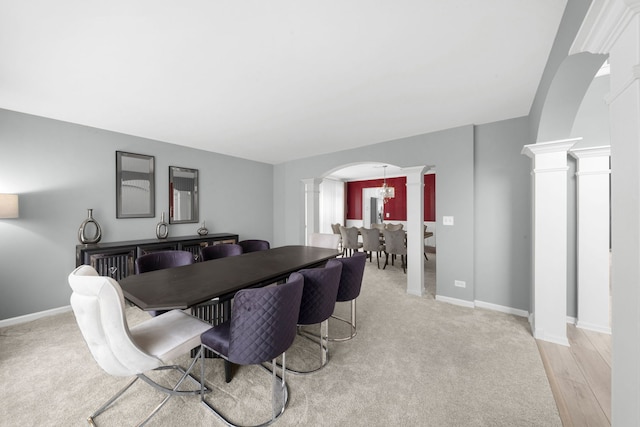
[
  {"left": 443, "top": 216, "right": 454, "bottom": 226},
  {"left": 454, "top": 280, "right": 466, "bottom": 288}
]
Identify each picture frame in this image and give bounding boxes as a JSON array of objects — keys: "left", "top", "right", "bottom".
[{"left": 116, "top": 151, "right": 155, "bottom": 218}]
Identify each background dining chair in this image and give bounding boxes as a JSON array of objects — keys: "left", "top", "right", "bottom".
[
  {"left": 423, "top": 224, "right": 433, "bottom": 261},
  {"left": 135, "top": 250, "right": 195, "bottom": 316},
  {"left": 201, "top": 243, "right": 243, "bottom": 261},
  {"left": 291, "top": 259, "right": 342, "bottom": 373},
  {"left": 329, "top": 252, "right": 366, "bottom": 341},
  {"left": 383, "top": 229, "right": 407, "bottom": 273},
  {"left": 330, "top": 223, "right": 343, "bottom": 252},
  {"left": 199, "top": 273, "right": 304, "bottom": 427},
  {"left": 238, "top": 239, "right": 270, "bottom": 253},
  {"left": 371, "top": 223, "right": 386, "bottom": 232},
  {"left": 68, "top": 265, "right": 211, "bottom": 426},
  {"left": 359, "top": 227, "right": 384, "bottom": 268},
  {"left": 385, "top": 223, "right": 404, "bottom": 231},
  {"left": 339, "top": 225, "right": 361, "bottom": 257},
  {"left": 308, "top": 232, "right": 341, "bottom": 250}
]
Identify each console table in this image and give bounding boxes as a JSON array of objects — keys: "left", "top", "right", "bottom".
[{"left": 75, "top": 233, "right": 239, "bottom": 281}]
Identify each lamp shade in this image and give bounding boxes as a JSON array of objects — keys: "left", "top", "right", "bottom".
[{"left": 0, "top": 194, "right": 19, "bottom": 218}]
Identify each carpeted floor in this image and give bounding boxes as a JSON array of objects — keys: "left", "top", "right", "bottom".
[{"left": 0, "top": 253, "right": 561, "bottom": 426}]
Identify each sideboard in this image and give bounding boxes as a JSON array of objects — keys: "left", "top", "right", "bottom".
[{"left": 76, "top": 233, "right": 239, "bottom": 281}]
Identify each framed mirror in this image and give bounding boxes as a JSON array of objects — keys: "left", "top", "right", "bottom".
[
  {"left": 116, "top": 151, "right": 155, "bottom": 218},
  {"left": 169, "top": 166, "right": 198, "bottom": 224}
]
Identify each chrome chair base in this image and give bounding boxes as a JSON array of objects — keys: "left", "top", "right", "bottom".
[
  {"left": 201, "top": 352, "right": 290, "bottom": 427},
  {"left": 328, "top": 299, "right": 357, "bottom": 342},
  {"left": 88, "top": 348, "right": 206, "bottom": 427},
  {"left": 270, "top": 320, "right": 330, "bottom": 375}
]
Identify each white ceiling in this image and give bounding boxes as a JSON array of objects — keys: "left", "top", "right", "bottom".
[{"left": 0, "top": 1, "right": 567, "bottom": 165}]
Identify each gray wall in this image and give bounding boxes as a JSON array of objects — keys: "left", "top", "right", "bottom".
[
  {"left": 0, "top": 109, "right": 273, "bottom": 320},
  {"left": 275, "top": 123, "right": 532, "bottom": 311},
  {"left": 474, "top": 117, "right": 532, "bottom": 311}
]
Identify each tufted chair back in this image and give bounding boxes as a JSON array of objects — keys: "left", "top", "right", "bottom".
[
  {"left": 297, "top": 259, "right": 343, "bottom": 326},
  {"left": 334, "top": 252, "right": 367, "bottom": 302},
  {"left": 226, "top": 273, "right": 304, "bottom": 365},
  {"left": 201, "top": 243, "right": 243, "bottom": 261},
  {"left": 308, "top": 232, "right": 341, "bottom": 250},
  {"left": 238, "top": 239, "right": 270, "bottom": 253},
  {"left": 135, "top": 250, "right": 194, "bottom": 274},
  {"left": 68, "top": 265, "right": 161, "bottom": 377}
]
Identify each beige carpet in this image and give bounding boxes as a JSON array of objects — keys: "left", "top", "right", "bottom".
[{"left": 0, "top": 253, "right": 561, "bottom": 426}]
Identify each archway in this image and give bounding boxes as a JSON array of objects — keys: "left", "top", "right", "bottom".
[
  {"left": 304, "top": 162, "right": 433, "bottom": 297},
  {"left": 527, "top": 49, "right": 609, "bottom": 345}
]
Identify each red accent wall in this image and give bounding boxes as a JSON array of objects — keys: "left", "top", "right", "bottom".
[
  {"left": 346, "top": 174, "right": 435, "bottom": 221},
  {"left": 424, "top": 174, "right": 436, "bottom": 221}
]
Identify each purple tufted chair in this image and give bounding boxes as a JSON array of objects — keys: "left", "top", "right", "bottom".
[
  {"left": 292, "top": 259, "right": 343, "bottom": 373},
  {"left": 201, "top": 243, "right": 243, "bottom": 261},
  {"left": 135, "top": 250, "right": 195, "bottom": 316},
  {"left": 238, "top": 239, "right": 270, "bottom": 253},
  {"left": 199, "top": 273, "right": 304, "bottom": 427},
  {"left": 329, "top": 252, "right": 366, "bottom": 341}
]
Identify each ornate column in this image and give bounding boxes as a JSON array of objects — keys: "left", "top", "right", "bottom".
[
  {"left": 570, "top": 146, "right": 611, "bottom": 334},
  {"left": 571, "top": 1, "right": 640, "bottom": 422},
  {"left": 522, "top": 138, "right": 579, "bottom": 346},
  {"left": 302, "top": 178, "right": 322, "bottom": 245},
  {"left": 403, "top": 166, "right": 427, "bottom": 296}
]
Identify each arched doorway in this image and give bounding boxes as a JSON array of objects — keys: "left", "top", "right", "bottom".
[{"left": 304, "top": 162, "right": 436, "bottom": 298}]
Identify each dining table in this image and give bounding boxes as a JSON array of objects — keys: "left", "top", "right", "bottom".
[
  {"left": 119, "top": 245, "right": 340, "bottom": 382},
  {"left": 119, "top": 245, "right": 340, "bottom": 312}
]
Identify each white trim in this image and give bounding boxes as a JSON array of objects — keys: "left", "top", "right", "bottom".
[
  {"left": 434, "top": 295, "right": 531, "bottom": 318},
  {"left": 521, "top": 138, "right": 581, "bottom": 158},
  {"left": 566, "top": 316, "right": 577, "bottom": 325},
  {"left": 474, "top": 300, "right": 529, "bottom": 318},
  {"left": 531, "top": 166, "right": 570, "bottom": 174},
  {"left": 569, "top": 145, "right": 611, "bottom": 158},
  {"left": 576, "top": 320, "right": 612, "bottom": 335},
  {"left": 533, "top": 328, "right": 571, "bottom": 347},
  {"left": 435, "top": 295, "right": 475, "bottom": 308},
  {"left": 0, "top": 305, "right": 72, "bottom": 328}
]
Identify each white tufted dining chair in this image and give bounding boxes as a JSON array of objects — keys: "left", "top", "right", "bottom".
[{"left": 68, "top": 265, "right": 211, "bottom": 426}]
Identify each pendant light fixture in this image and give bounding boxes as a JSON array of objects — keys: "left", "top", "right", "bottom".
[{"left": 379, "top": 165, "right": 395, "bottom": 204}]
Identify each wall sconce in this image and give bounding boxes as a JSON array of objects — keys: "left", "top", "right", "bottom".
[{"left": 0, "top": 194, "right": 19, "bottom": 219}]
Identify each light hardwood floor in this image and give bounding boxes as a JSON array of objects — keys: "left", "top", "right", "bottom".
[{"left": 537, "top": 325, "right": 611, "bottom": 427}]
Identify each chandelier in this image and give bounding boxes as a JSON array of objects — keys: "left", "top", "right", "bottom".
[{"left": 379, "top": 165, "right": 395, "bottom": 204}]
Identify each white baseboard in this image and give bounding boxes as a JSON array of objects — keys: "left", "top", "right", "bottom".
[
  {"left": 435, "top": 295, "right": 475, "bottom": 308},
  {"left": 576, "top": 320, "right": 612, "bottom": 335},
  {"left": 474, "top": 300, "right": 528, "bottom": 318},
  {"left": 435, "top": 295, "right": 529, "bottom": 318},
  {"left": 0, "top": 305, "right": 71, "bottom": 328},
  {"left": 533, "top": 327, "right": 570, "bottom": 347}
]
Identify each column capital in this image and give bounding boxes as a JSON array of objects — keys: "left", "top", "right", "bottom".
[
  {"left": 569, "top": 145, "right": 611, "bottom": 159},
  {"left": 402, "top": 166, "right": 428, "bottom": 185},
  {"left": 522, "top": 138, "right": 582, "bottom": 158},
  {"left": 571, "top": 0, "right": 640, "bottom": 55}
]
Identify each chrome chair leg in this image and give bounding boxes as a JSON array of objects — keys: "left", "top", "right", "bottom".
[
  {"left": 89, "top": 348, "right": 205, "bottom": 426},
  {"left": 201, "top": 348, "right": 289, "bottom": 427},
  {"left": 278, "top": 320, "right": 330, "bottom": 375},
  {"left": 329, "top": 299, "right": 357, "bottom": 342}
]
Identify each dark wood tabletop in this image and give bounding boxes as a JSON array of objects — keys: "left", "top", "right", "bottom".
[{"left": 119, "top": 245, "right": 340, "bottom": 311}]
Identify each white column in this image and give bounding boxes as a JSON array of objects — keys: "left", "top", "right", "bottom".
[
  {"left": 570, "top": 146, "right": 611, "bottom": 334},
  {"left": 302, "top": 178, "right": 322, "bottom": 245},
  {"left": 522, "top": 138, "right": 579, "bottom": 346},
  {"left": 404, "top": 166, "right": 427, "bottom": 296},
  {"left": 571, "top": 1, "right": 640, "bottom": 422}
]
